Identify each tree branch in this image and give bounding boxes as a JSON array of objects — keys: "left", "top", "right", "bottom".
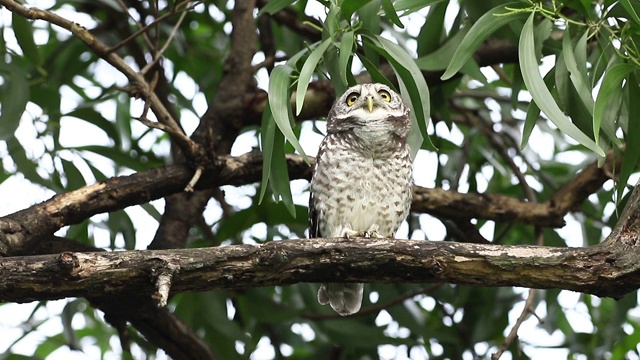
[
  {"left": 0, "top": 151, "right": 616, "bottom": 256},
  {"left": 0, "top": 234, "right": 637, "bottom": 303},
  {"left": 0, "top": 0, "right": 202, "bottom": 162},
  {"left": 3, "top": 178, "right": 640, "bottom": 302}
]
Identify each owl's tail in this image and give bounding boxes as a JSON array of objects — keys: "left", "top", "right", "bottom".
[{"left": 317, "top": 283, "right": 364, "bottom": 316}]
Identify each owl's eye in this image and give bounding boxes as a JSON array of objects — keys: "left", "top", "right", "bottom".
[
  {"left": 378, "top": 90, "right": 391, "bottom": 102},
  {"left": 346, "top": 92, "right": 359, "bottom": 106}
]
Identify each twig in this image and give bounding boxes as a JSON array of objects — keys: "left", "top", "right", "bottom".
[
  {"left": 0, "top": 0, "right": 202, "bottom": 162},
  {"left": 184, "top": 166, "right": 203, "bottom": 192},
  {"left": 470, "top": 109, "right": 544, "bottom": 359},
  {"left": 492, "top": 230, "right": 545, "bottom": 360},
  {"left": 108, "top": 0, "right": 199, "bottom": 55},
  {"left": 141, "top": 2, "right": 192, "bottom": 75},
  {"left": 113, "top": 0, "right": 156, "bottom": 52}
]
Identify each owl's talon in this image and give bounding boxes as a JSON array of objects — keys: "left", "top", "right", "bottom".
[
  {"left": 365, "top": 224, "right": 383, "bottom": 238},
  {"left": 341, "top": 225, "right": 362, "bottom": 239}
]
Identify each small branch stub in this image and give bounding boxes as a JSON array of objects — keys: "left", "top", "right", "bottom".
[
  {"left": 152, "top": 262, "right": 180, "bottom": 307},
  {"left": 184, "top": 166, "right": 203, "bottom": 192}
]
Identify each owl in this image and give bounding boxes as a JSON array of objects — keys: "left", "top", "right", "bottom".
[{"left": 309, "top": 83, "right": 414, "bottom": 316}]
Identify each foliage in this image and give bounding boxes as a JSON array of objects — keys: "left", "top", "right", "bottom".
[{"left": 2, "top": 0, "right": 640, "bottom": 359}]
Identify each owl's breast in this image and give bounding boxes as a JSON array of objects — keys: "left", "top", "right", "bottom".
[{"left": 311, "top": 140, "right": 412, "bottom": 238}]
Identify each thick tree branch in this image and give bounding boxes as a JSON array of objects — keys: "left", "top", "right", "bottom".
[
  {"left": 0, "top": 234, "right": 638, "bottom": 303},
  {"left": 0, "top": 152, "right": 616, "bottom": 256},
  {"left": 3, "top": 178, "right": 640, "bottom": 303}
]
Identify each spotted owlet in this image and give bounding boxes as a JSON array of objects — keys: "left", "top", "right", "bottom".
[{"left": 309, "top": 83, "right": 413, "bottom": 316}]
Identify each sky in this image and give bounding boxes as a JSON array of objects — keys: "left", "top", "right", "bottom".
[{"left": 1, "top": 1, "right": 639, "bottom": 359}]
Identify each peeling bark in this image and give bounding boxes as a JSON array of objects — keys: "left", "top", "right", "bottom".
[
  {"left": 1, "top": 235, "right": 639, "bottom": 303},
  {"left": 0, "top": 152, "right": 615, "bottom": 256}
]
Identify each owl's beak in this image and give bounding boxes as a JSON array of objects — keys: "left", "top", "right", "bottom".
[{"left": 366, "top": 96, "right": 374, "bottom": 112}]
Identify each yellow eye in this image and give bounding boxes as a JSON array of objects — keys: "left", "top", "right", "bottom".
[
  {"left": 378, "top": 90, "right": 391, "bottom": 102},
  {"left": 346, "top": 92, "right": 359, "bottom": 106}
]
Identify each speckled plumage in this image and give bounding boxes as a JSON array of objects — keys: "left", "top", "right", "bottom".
[{"left": 309, "top": 83, "right": 413, "bottom": 316}]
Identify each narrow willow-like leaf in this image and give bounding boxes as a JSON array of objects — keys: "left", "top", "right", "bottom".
[
  {"left": 366, "top": 34, "right": 433, "bottom": 156},
  {"left": 269, "top": 64, "right": 308, "bottom": 160},
  {"left": 269, "top": 124, "right": 296, "bottom": 217},
  {"left": 295, "top": 38, "right": 332, "bottom": 116},
  {"left": 519, "top": 13, "right": 604, "bottom": 156},
  {"left": 338, "top": 31, "right": 355, "bottom": 87},
  {"left": 620, "top": 0, "right": 640, "bottom": 24},
  {"left": 618, "top": 74, "right": 640, "bottom": 201},
  {"left": 259, "top": 102, "right": 296, "bottom": 215},
  {"left": 12, "top": 13, "right": 41, "bottom": 66},
  {"left": 0, "top": 63, "right": 29, "bottom": 141},
  {"left": 65, "top": 108, "right": 120, "bottom": 145},
  {"left": 521, "top": 101, "right": 541, "bottom": 149},
  {"left": 561, "top": 27, "right": 594, "bottom": 116},
  {"left": 441, "top": 3, "right": 528, "bottom": 80},
  {"left": 416, "top": 1, "right": 447, "bottom": 55},
  {"left": 73, "top": 145, "right": 163, "bottom": 171},
  {"left": 340, "top": 0, "right": 374, "bottom": 21},
  {"left": 416, "top": 27, "right": 469, "bottom": 71},
  {"left": 259, "top": 102, "right": 277, "bottom": 203},
  {"left": 593, "top": 62, "right": 635, "bottom": 145},
  {"left": 60, "top": 158, "right": 86, "bottom": 190},
  {"left": 357, "top": 53, "right": 394, "bottom": 87},
  {"left": 381, "top": 0, "right": 404, "bottom": 28},
  {"left": 257, "top": 0, "right": 296, "bottom": 16},
  {"left": 7, "top": 138, "right": 61, "bottom": 191},
  {"left": 394, "top": 0, "right": 447, "bottom": 16}
]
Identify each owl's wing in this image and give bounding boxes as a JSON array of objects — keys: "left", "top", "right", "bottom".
[{"left": 308, "top": 189, "right": 320, "bottom": 238}]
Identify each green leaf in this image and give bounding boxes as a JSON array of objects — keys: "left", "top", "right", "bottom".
[
  {"left": 295, "top": 38, "right": 332, "bottom": 116},
  {"left": 268, "top": 122, "right": 296, "bottom": 216},
  {"left": 338, "top": 30, "right": 355, "bottom": 87},
  {"left": 357, "top": 52, "right": 394, "bottom": 87},
  {"left": 340, "top": 0, "right": 374, "bottom": 21},
  {"left": 259, "top": 102, "right": 296, "bottom": 216},
  {"left": 619, "top": 74, "right": 640, "bottom": 200},
  {"left": 521, "top": 100, "right": 540, "bottom": 149},
  {"left": 6, "top": 138, "right": 60, "bottom": 192},
  {"left": 60, "top": 158, "right": 86, "bottom": 190},
  {"left": 620, "top": 0, "right": 640, "bottom": 24},
  {"left": 107, "top": 210, "right": 136, "bottom": 250},
  {"left": 268, "top": 63, "right": 308, "bottom": 160},
  {"left": 365, "top": 34, "right": 433, "bottom": 157},
  {"left": 394, "top": 0, "right": 447, "bottom": 15},
  {"left": 257, "top": 0, "right": 296, "bottom": 16},
  {"left": 65, "top": 107, "right": 120, "bottom": 146},
  {"left": 259, "top": 102, "right": 277, "bottom": 202},
  {"left": 71, "top": 145, "right": 161, "bottom": 171},
  {"left": 561, "top": 26, "right": 594, "bottom": 118},
  {"left": 381, "top": 0, "right": 404, "bottom": 28},
  {"left": 325, "top": 3, "right": 341, "bottom": 42},
  {"left": 416, "top": 26, "right": 469, "bottom": 71},
  {"left": 441, "top": 3, "right": 528, "bottom": 80},
  {"left": 593, "top": 61, "right": 635, "bottom": 145},
  {"left": 416, "top": 1, "right": 447, "bottom": 56},
  {"left": 0, "top": 62, "right": 29, "bottom": 141},
  {"left": 12, "top": 13, "right": 41, "bottom": 66},
  {"left": 519, "top": 12, "right": 604, "bottom": 157}
]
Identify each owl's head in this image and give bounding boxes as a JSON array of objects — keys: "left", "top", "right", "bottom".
[{"left": 326, "top": 83, "right": 410, "bottom": 140}]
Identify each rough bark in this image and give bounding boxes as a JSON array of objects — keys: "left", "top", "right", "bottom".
[
  {"left": 1, "top": 161, "right": 633, "bottom": 304},
  {"left": 0, "top": 151, "right": 617, "bottom": 256},
  {"left": 150, "top": 0, "right": 259, "bottom": 250},
  {"left": 1, "top": 235, "right": 638, "bottom": 303}
]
